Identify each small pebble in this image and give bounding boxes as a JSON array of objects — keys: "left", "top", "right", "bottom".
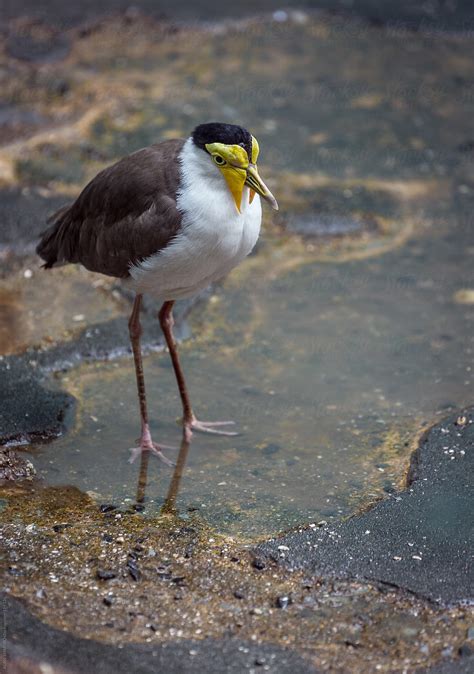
[
  {"left": 454, "top": 289, "right": 474, "bottom": 304},
  {"left": 96, "top": 569, "right": 116, "bottom": 581},
  {"left": 99, "top": 504, "right": 117, "bottom": 513},
  {"left": 273, "top": 10, "right": 288, "bottom": 22},
  {"left": 276, "top": 595, "right": 291, "bottom": 609},
  {"left": 52, "top": 523, "right": 72, "bottom": 533},
  {"left": 252, "top": 558, "right": 266, "bottom": 570},
  {"left": 127, "top": 559, "right": 141, "bottom": 581},
  {"left": 8, "top": 567, "right": 22, "bottom": 576}
]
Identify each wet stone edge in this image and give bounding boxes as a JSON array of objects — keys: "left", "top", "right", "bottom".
[
  {"left": 0, "top": 294, "right": 200, "bottom": 448},
  {"left": 255, "top": 408, "right": 474, "bottom": 607}
]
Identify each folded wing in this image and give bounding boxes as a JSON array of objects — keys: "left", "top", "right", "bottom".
[{"left": 36, "top": 139, "right": 184, "bottom": 279}]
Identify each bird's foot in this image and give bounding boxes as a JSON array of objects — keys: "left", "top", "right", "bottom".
[
  {"left": 184, "top": 415, "right": 238, "bottom": 441},
  {"left": 129, "top": 425, "right": 175, "bottom": 465}
]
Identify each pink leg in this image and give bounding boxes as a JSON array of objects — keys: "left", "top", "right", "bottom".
[
  {"left": 128, "top": 294, "right": 174, "bottom": 465},
  {"left": 158, "top": 301, "right": 238, "bottom": 441}
]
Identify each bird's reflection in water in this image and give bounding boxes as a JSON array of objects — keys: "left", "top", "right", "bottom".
[
  {"left": 134, "top": 435, "right": 191, "bottom": 516},
  {"left": 135, "top": 449, "right": 150, "bottom": 507}
]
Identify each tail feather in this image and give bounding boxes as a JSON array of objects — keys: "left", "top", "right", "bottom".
[{"left": 36, "top": 204, "right": 72, "bottom": 268}]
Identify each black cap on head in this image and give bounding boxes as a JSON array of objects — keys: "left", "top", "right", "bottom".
[{"left": 192, "top": 122, "right": 253, "bottom": 161}]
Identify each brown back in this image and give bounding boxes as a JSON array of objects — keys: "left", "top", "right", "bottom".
[{"left": 37, "top": 139, "right": 185, "bottom": 278}]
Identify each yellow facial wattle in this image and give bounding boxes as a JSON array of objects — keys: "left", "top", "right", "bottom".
[{"left": 205, "top": 136, "right": 278, "bottom": 213}]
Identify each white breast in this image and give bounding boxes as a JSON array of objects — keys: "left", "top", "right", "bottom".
[{"left": 128, "top": 137, "right": 262, "bottom": 300}]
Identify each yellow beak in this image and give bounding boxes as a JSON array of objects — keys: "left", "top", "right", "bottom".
[
  {"left": 221, "top": 164, "right": 279, "bottom": 213},
  {"left": 245, "top": 165, "right": 279, "bottom": 211}
]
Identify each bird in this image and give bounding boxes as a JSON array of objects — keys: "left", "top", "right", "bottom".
[{"left": 36, "top": 122, "right": 278, "bottom": 463}]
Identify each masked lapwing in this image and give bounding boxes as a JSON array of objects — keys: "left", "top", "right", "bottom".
[{"left": 37, "top": 122, "right": 278, "bottom": 462}]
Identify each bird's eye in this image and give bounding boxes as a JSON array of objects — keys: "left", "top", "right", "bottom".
[{"left": 213, "top": 154, "right": 226, "bottom": 166}]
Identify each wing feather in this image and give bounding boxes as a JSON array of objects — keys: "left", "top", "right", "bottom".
[{"left": 37, "top": 139, "right": 184, "bottom": 278}]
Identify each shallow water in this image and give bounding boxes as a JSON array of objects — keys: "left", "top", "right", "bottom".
[
  {"left": 27, "top": 216, "right": 473, "bottom": 539},
  {"left": 2, "top": 11, "right": 473, "bottom": 541}
]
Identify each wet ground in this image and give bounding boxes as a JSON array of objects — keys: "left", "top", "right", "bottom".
[
  {"left": 1, "top": 4, "right": 473, "bottom": 674},
  {"left": 21, "top": 210, "right": 474, "bottom": 540},
  {"left": 258, "top": 407, "right": 474, "bottom": 605}
]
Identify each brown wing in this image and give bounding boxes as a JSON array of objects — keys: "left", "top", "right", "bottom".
[{"left": 36, "top": 138, "right": 185, "bottom": 278}]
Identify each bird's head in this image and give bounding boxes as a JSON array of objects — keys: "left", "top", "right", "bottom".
[{"left": 191, "top": 122, "right": 278, "bottom": 213}]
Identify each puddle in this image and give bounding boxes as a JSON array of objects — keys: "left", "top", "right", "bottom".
[
  {"left": 25, "top": 215, "right": 473, "bottom": 539},
  {"left": 1, "top": 11, "right": 473, "bottom": 541}
]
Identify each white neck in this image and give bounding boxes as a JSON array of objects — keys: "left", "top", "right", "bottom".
[
  {"left": 177, "top": 137, "right": 252, "bottom": 214},
  {"left": 128, "top": 137, "right": 262, "bottom": 300}
]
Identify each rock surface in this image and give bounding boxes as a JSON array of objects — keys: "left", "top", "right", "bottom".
[
  {"left": 257, "top": 410, "right": 474, "bottom": 605},
  {"left": 4, "top": 593, "right": 320, "bottom": 674},
  {"left": 0, "top": 356, "right": 74, "bottom": 446}
]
